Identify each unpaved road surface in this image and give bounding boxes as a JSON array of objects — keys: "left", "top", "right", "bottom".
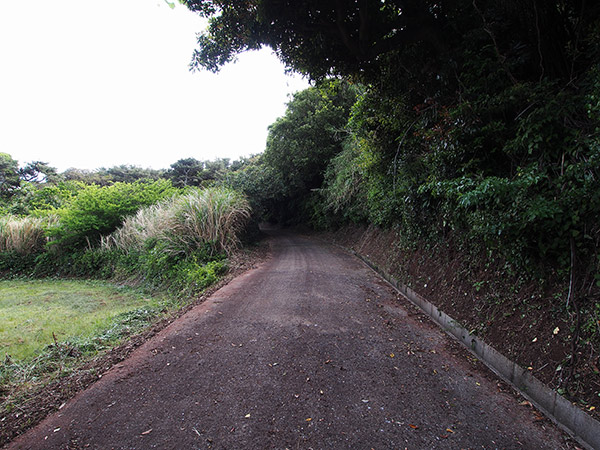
[{"left": 7, "top": 232, "right": 569, "bottom": 449}]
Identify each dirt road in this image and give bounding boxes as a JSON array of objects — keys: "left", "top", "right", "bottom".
[{"left": 7, "top": 232, "right": 569, "bottom": 449}]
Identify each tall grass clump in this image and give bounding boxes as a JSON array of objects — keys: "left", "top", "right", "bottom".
[
  {"left": 99, "top": 187, "right": 250, "bottom": 295},
  {"left": 0, "top": 216, "right": 48, "bottom": 254},
  {"left": 102, "top": 198, "right": 177, "bottom": 253},
  {"left": 169, "top": 187, "right": 251, "bottom": 255},
  {"left": 104, "top": 186, "right": 251, "bottom": 256}
]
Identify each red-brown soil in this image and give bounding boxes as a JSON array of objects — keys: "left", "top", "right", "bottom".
[{"left": 5, "top": 231, "right": 572, "bottom": 449}]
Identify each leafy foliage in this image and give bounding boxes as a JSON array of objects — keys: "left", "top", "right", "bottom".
[
  {"left": 184, "top": 1, "right": 600, "bottom": 86},
  {"left": 221, "top": 155, "right": 286, "bottom": 222},
  {"left": 260, "top": 80, "right": 358, "bottom": 222},
  {"left": 185, "top": 0, "right": 433, "bottom": 79},
  {"left": 62, "top": 165, "right": 164, "bottom": 186},
  {"left": 18, "top": 161, "right": 59, "bottom": 184},
  {"left": 167, "top": 158, "right": 232, "bottom": 188},
  {"left": 47, "top": 180, "right": 176, "bottom": 251},
  {"left": 0, "top": 153, "right": 21, "bottom": 200},
  {"left": 6, "top": 181, "right": 81, "bottom": 216},
  {"left": 121, "top": 246, "right": 227, "bottom": 297}
]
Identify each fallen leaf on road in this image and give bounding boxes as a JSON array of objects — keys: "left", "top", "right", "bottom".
[
  {"left": 409, "top": 424, "right": 418, "bottom": 429},
  {"left": 306, "top": 418, "right": 312, "bottom": 422},
  {"left": 446, "top": 428, "right": 454, "bottom": 433},
  {"left": 141, "top": 429, "right": 152, "bottom": 435},
  {"left": 390, "top": 353, "right": 395, "bottom": 358}
]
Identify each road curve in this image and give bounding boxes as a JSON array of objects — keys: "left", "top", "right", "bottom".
[{"left": 7, "top": 231, "right": 568, "bottom": 449}]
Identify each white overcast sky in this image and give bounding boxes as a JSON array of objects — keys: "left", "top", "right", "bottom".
[{"left": 0, "top": 0, "right": 309, "bottom": 172}]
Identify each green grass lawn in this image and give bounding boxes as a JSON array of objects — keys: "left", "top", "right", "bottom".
[{"left": 0, "top": 279, "right": 156, "bottom": 361}]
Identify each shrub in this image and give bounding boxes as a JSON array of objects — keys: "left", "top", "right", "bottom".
[
  {"left": 169, "top": 258, "right": 227, "bottom": 297},
  {"left": 0, "top": 185, "right": 248, "bottom": 300},
  {"left": 7, "top": 180, "right": 81, "bottom": 216},
  {"left": 0, "top": 252, "right": 37, "bottom": 276},
  {"left": 91, "top": 186, "right": 250, "bottom": 296},
  {"left": 47, "top": 179, "right": 176, "bottom": 251}
]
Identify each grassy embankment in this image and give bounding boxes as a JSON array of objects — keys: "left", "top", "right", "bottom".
[
  {"left": 0, "top": 279, "right": 173, "bottom": 408},
  {"left": 0, "top": 279, "right": 159, "bottom": 362}
]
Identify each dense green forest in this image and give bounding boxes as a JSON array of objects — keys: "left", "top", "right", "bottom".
[{"left": 1, "top": 0, "right": 598, "bottom": 411}]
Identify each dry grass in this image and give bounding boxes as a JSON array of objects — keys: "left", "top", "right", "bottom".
[
  {"left": 0, "top": 216, "right": 49, "bottom": 254},
  {"left": 101, "top": 198, "right": 176, "bottom": 252},
  {"left": 102, "top": 186, "right": 251, "bottom": 256}
]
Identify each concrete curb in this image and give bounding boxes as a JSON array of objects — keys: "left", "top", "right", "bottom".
[{"left": 351, "top": 250, "right": 600, "bottom": 450}]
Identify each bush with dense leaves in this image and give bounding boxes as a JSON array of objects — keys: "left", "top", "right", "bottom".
[{"left": 46, "top": 180, "right": 176, "bottom": 251}]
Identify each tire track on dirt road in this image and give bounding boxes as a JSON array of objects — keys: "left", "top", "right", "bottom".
[{"left": 6, "top": 231, "right": 570, "bottom": 449}]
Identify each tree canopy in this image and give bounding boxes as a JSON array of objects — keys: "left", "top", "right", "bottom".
[
  {"left": 183, "top": 0, "right": 599, "bottom": 84},
  {"left": 263, "top": 80, "right": 358, "bottom": 195},
  {"left": 19, "top": 161, "right": 60, "bottom": 184},
  {"left": 168, "top": 157, "right": 232, "bottom": 187},
  {"left": 0, "top": 153, "right": 21, "bottom": 199}
]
